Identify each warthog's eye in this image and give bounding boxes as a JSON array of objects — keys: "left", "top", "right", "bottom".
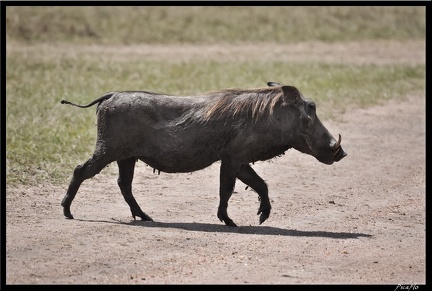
[{"left": 307, "top": 102, "right": 316, "bottom": 114}]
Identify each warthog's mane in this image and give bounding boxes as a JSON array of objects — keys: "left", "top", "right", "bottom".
[{"left": 200, "top": 87, "right": 285, "bottom": 123}]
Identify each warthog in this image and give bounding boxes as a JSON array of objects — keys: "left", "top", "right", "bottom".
[{"left": 60, "top": 82, "right": 346, "bottom": 226}]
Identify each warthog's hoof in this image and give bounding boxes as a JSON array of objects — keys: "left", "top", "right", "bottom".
[
  {"left": 217, "top": 212, "right": 238, "bottom": 227},
  {"left": 61, "top": 197, "right": 74, "bottom": 219},
  {"left": 224, "top": 219, "right": 238, "bottom": 227},
  {"left": 132, "top": 209, "right": 153, "bottom": 221},
  {"left": 258, "top": 206, "right": 271, "bottom": 224},
  {"left": 63, "top": 207, "right": 74, "bottom": 219},
  {"left": 259, "top": 212, "right": 270, "bottom": 225}
]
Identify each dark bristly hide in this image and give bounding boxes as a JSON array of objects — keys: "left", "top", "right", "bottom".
[{"left": 60, "top": 82, "right": 347, "bottom": 226}]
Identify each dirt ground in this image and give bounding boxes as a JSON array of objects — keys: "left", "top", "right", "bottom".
[{"left": 5, "top": 41, "right": 425, "bottom": 285}]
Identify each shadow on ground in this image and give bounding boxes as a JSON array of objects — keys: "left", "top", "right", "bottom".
[{"left": 75, "top": 218, "right": 373, "bottom": 239}]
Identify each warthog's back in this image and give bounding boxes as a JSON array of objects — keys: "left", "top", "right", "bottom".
[{"left": 94, "top": 92, "right": 229, "bottom": 172}]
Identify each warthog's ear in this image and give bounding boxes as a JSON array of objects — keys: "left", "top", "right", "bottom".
[
  {"left": 267, "top": 81, "right": 283, "bottom": 87},
  {"left": 281, "top": 85, "right": 300, "bottom": 105}
]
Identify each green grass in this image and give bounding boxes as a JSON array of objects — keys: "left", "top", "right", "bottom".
[
  {"left": 6, "top": 50, "right": 425, "bottom": 186},
  {"left": 6, "top": 6, "right": 425, "bottom": 44},
  {"left": 5, "top": 5, "right": 426, "bottom": 187}
]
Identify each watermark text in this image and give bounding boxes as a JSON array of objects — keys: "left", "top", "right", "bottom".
[{"left": 394, "top": 284, "right": 419, "bottom": 291}]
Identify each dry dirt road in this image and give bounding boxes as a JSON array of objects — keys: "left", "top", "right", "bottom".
[{"left": 5, "top": 41, "right": 425, "bottom": 285}]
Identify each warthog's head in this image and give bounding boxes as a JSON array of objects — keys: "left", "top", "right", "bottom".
[{"left": 268, "top": 82, "right": 347, "bottom": 165}]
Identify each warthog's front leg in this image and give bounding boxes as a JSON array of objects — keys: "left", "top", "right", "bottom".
[
  {"left": 217, "top": 159, "right": 239, "bottom": 227},
  {"left": 237, "top": 164, "right": 271, "bottom": 224}
]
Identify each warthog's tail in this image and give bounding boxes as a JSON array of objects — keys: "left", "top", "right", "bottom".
[{"left": 61, "top": 92, "right": 115, "bottom": 108}]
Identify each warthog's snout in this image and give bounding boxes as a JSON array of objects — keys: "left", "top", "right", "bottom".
[{"left": 331, "top": 134, "right": 347, "bottom": 162}]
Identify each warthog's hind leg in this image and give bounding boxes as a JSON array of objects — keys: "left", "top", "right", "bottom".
[
  {"left": 61, "top": 156, "right": 111, "bottom": 219},
  {"left": 237, "top": 164, "right": 271, "bottom": 224},
  {"left": 117, "top": 157, "right": 153, "bottom": 221}
]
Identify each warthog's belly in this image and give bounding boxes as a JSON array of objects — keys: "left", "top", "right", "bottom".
[{"left": 137, "top": 153, "right": 219, "bottom": 174}]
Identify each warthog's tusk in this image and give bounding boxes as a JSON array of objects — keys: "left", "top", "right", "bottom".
[{"left": 334, "top": 134, "right": 342, "bottom": 149}]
